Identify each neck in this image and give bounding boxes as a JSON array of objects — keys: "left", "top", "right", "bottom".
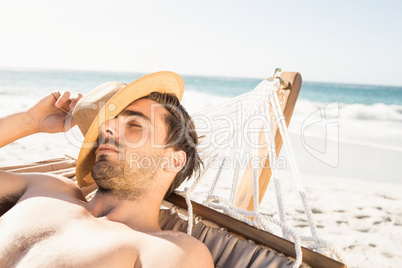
[{"left": 86, "top": 190, "right": 163, "bottom": 232}]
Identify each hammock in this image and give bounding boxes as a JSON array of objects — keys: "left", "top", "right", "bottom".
[{"left": 3, "top": 70, "right": 347, "bottom": 268}]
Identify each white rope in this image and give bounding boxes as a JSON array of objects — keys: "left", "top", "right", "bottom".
[
  {"left": 206, "top": 152, "right": 225, "bottom": 198},
  {"left": 269, "top": 80, "right": 344, "bottom": 262},
  {"left": 172, "top": 77, "right": 344, "bottom": 266},
  {"left": 251, "top": 111, "right": 261, "bottom": 214},
  {"left": 257, "top": 214, "right": 303, "bottom": 268},
  {"left": 271, "top": 91, "right": 319, "bottom": 238},
  {"left": 230, "top": 159, "right": 241, "bottom": 206},
  {"left": 262, "top": 98, "right": 289, "bottom": 239},
  {"left": 184, "top": 191, "right": 194, "bottom": 235},
  {"left": 175, "top": 187, "right": 195, "bottom": 235},
  {"left": 205, "top": 193, "right": 303, "bottom": 268},
  {"left": 299, "top": 236, "right": 346, "bottom": 264}
]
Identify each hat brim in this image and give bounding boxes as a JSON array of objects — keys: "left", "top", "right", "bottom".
[{"left": 76, "top": 71, "right": 184, "bottom": 187}]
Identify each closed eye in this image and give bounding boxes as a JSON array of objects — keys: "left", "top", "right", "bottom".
[
  {"left": 128, "top": 122, "right": 142, "bottom": 128},
  {"left": 118, "top": 114, "right": 147, "bottom": 129}
]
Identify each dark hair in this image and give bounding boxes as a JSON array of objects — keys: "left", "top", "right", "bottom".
[{"left": 143, "top": 92, "right": 202, "bottom": 198}]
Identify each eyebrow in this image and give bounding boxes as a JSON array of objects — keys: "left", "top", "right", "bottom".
[{"left": 118, "top": 110, "right": 151, "bottom": 122}]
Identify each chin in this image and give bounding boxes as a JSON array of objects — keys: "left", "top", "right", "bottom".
[{"left": 92, "top": 159, "right": 121, "bottom": 182}]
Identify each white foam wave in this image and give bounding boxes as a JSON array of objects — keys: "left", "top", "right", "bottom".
[
  {"left": 340, "top": 103, "right": 402, "bottom": 121},
  {"left": 293, "top": 99, "right": 402, "bottom": 122},
  {"left": 290, "top": 100, "right": 402, "bottom": 151},
  {"left": 182, "top": 91, "right": 402, "bottom": 151}
]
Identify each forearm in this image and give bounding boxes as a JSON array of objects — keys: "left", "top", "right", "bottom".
[{"left": 0, "top": 111, "right": 38, "bottom": 148}]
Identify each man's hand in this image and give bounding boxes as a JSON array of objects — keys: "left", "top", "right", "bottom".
[
  {"left": 0, "top": 91, "right": 83, "bottom": 148},
  {"left": 26, "top": 91, "right": 83, "bottom": 133}
]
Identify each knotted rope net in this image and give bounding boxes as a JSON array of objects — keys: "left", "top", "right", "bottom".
[{"left": 175, "top": 76, "right": 345, "bottom": 267}]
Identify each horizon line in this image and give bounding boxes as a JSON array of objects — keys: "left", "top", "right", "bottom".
[{"left": 0, "top": 65, "right": 401, "bottom": 88}]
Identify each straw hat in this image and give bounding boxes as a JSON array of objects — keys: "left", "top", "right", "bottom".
[{"left": 72, "top": 71, "right": 184, "bottom": 187}]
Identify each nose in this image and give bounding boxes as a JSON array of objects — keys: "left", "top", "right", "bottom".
[{"left": 99, "top": 117, "right": 118, "bottom": 139}]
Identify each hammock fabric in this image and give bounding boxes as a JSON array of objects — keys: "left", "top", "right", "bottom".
[{"left": 160, "top": 209, "right": 299, "bottom": 268}]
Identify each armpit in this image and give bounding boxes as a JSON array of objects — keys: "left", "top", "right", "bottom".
[{"left": 0, "top": 193, "right": 21, "bottom": 217}]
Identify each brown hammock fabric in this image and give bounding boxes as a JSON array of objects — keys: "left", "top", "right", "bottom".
[{"left": 159, "top": 209, "right": 302, "bottom": 268}]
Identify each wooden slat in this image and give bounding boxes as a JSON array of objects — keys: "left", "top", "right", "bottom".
[
  {"left": 5, "top": 160, "right": 76, "bottom": 173},
  {"left": 0, "top": 158, "right": 69, "bottom": 171},
  {"left": 47, "top": 167, "right": 77, "bottom": 177},
  {"left": 235, "top": 72, "right": 302, "bottom": 211},
  {"left": 166, "top": 193, "right": 346, "bottom": 268}
]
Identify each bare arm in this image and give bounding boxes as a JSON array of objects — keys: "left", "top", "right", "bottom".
[
  {"left": 0, "top": 112, "right": 37, "bottom": 148},
  {"left": 0, "top": 91, "right": 82, "bottom": 148},
  {"left": 0, "top": 171, "right": 86, "bottom": 217},
  {"left": 0, "top": 91, "right": 82, "bottom": 214}
]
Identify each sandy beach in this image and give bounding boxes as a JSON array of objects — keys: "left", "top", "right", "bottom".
[
  {"left": 268, "top": 171, "right": 402, "bottom": 268},
  {"left": 1, "top": 127, "right": 401, "bottom": 268},
  {"left": 270, "top": 134, "right": 402, "bottom": 267}
]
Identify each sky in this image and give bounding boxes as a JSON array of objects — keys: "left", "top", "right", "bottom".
[{"left": 0, "top": 0, "right": 401, "bottom": 86}]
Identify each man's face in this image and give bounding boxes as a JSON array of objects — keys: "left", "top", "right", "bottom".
[{"left": 91, "top": 98, "right": 171, "bottom": 201}]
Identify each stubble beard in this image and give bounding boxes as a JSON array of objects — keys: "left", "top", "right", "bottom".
[{"left": 92, "top": 144, "right": 164, "bottom": 202}]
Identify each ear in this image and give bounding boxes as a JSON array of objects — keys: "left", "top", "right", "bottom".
[{"left": 163, "top": 150, "right": 186, "bottom": 173}]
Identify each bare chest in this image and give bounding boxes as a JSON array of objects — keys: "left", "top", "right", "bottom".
[{"left": 0, "top": 197, "right": 136, "bottom": 268}]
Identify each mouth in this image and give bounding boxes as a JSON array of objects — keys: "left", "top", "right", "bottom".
[{"left": 96, "top": 144, "right": 119, "bottom": 156}]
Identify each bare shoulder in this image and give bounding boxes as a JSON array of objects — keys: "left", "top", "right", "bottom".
[
  {"left": 0, "top": 169, "right": 77, "bottom": 187},
  {"left": 140, "top": 230, "right": 214, "bottom": 268},
  {"left": 164, "top": 230, "right": 213, "bottom": 267},
  {"left": 9, "top": 171, "right": 84, "bottom": 199},
  {"left": 0, "top": 170, "right": 85, "bottom": 215},
  {"left": 23, "top": 172, "right": 86, "bottom": 200}
]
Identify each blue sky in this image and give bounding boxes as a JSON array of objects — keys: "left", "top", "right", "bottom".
[{"left": 0, "top": 0, "right": 401, "bottom": 86}]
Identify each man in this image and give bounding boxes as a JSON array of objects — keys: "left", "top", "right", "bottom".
[{"left": 0, "top": 72, "right": 214, "bottom": 267}]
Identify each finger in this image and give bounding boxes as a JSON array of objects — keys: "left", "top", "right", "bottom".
[
  {"left": 55, "top": 91, "right": 71, "bottom": 109},
  {"left": 55, "top": 91, "right": 72, "bottom": 114},
  {"left": 69, "top": 93, "right": 83, "bottom": 109},
  {"left": 51, "top": 91, "right": 61, "bottom": 102}
]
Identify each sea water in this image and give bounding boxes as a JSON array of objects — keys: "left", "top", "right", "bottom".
[{"left": 1, "top": 68, "right": 402, "bottom": 164}]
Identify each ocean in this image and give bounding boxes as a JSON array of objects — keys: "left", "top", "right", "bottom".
[{"left": 1, "top": 68, "right": 401, "bottom": 152}]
